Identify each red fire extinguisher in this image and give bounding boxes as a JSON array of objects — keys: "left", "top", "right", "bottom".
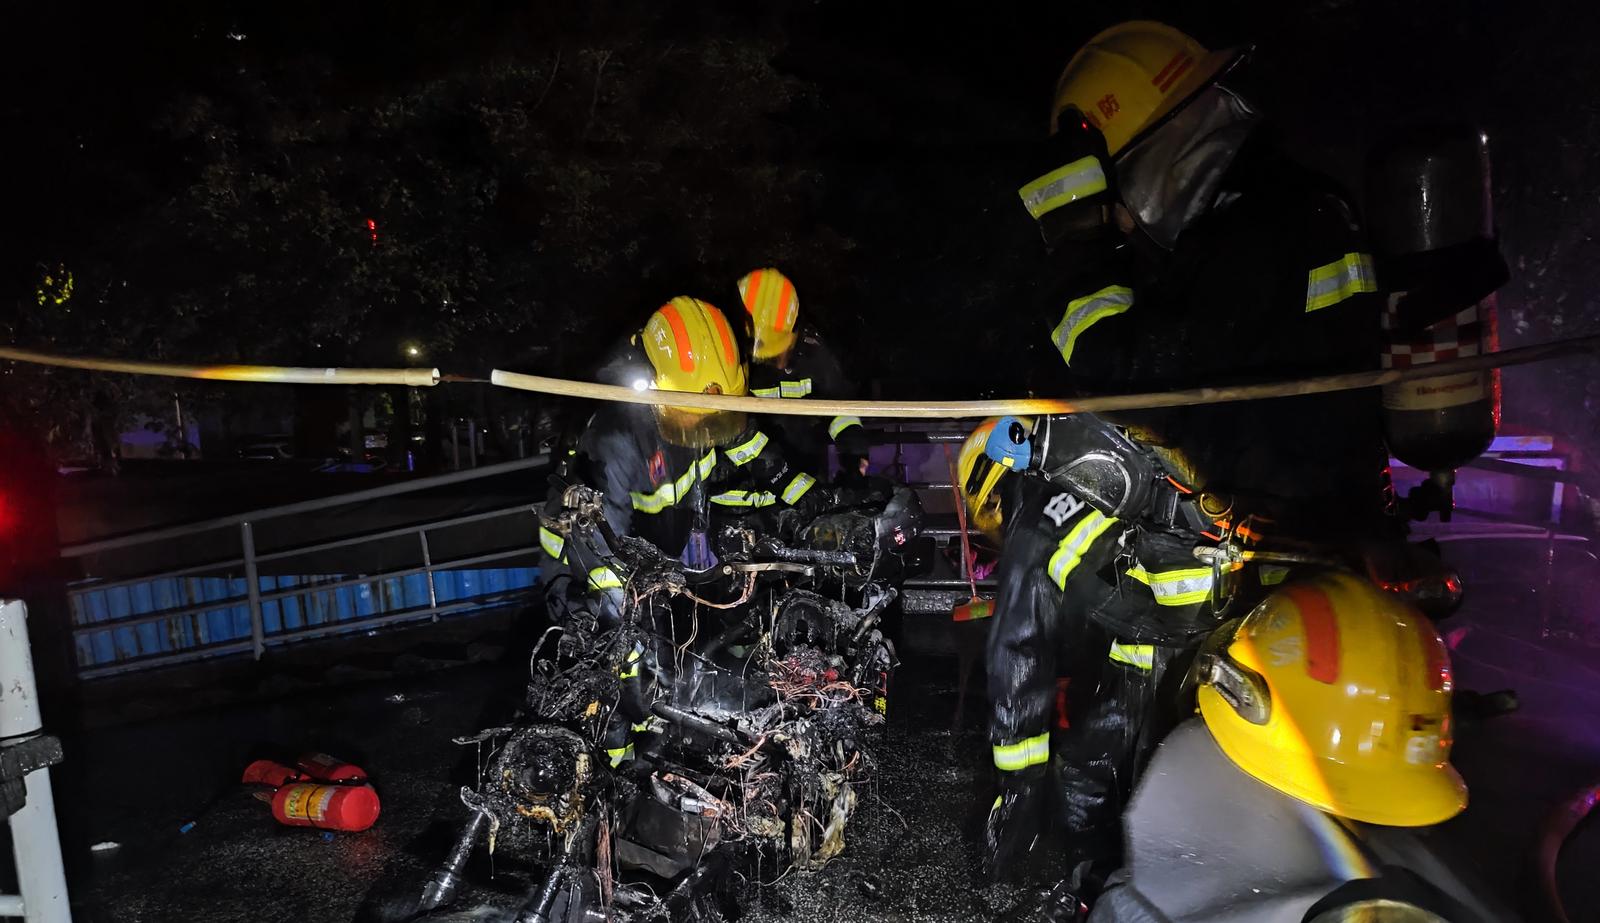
[
  {"left": 270, "top": 783, "right": 381, "bottom": 832},
  {"left": 1366, "top": 124, "right": 1508, "bottom": 520},
  {"left": 295, "top": 752, "right": 368, "bottom": 783}
]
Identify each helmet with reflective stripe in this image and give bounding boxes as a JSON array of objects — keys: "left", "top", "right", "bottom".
[
  {"left": 1051, "top": 21, "right": 1240, "bottom": 155},
  {"left": 1196, "top": 572, "right": 1466, "bottom": 827},
  {"left": 639, "top": 297, "right": 748, "bottom": 445},
  {"left": 736, "top": 267, "right": 799, "bottom": 361},
  {"left": 958, "top": 418, "right": 1031, "bottom": 541}
]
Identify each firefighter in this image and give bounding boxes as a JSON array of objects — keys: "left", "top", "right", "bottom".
[
  {"left": 538, "top": 296, "right": 822, "bottom": 603},
  {"left": 975, "top": 18, "right": 1396, "bottom": 902},
  {"left": 961, "top": 417, "right": 1217, "bottom": 889},
  {"left": 1013, "top": 20, "right": 1388, "bottom": 535},
  {"left": 537, "top": 297, "right": 824, "bottom": 769},
  {"left": 737, "top": 267, "right": 871, "bottom": 479},
  {"left": 1089, "top": 573, "right": 1510, "bottom": 922}
]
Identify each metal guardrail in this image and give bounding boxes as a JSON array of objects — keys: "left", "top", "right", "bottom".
[{"left": 65, "top": 455, "right": 550, "bottom": 679}]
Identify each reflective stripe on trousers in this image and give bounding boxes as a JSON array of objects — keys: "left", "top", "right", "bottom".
[
  {"left": 993, "top": 732, "right": 1050, "bottom": 771},
  {"left": 606, "top": 743, "right": 635, "bottom": 767},
  {"left": 1051, "top": 285, "right": 1134, "bottom": 366},
  {"left": 1126, "top": 563, "right": 1214, "bottom": 606},
  {"left": 630, "top": 450, "right": 717, "bottom": 513},
  {"left": 1017, "top": 155, "right": 1109, "bottom": 220},
  {"left": 1108, "top": 641, "right": 1155, "bottom": 671},
  {"left": 1305, "top": 252, "right": 1377, "bottom": 313},
  {"left": 1047, "top": 511, "right": 1118, "bottom": 590},
  {"left": 587, "top": 566, "right": 623, "bottom": 591}
]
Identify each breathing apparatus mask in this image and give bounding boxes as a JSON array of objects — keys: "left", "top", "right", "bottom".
[{"left": 1018, "top": 77, "right": 1260, "bottom": 257}]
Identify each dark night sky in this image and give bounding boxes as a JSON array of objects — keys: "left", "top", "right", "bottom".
[{"left": 4, "top": 1, "right": 1600, "bottom": 444}]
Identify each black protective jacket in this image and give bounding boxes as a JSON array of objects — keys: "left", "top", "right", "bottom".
[
  {"left": 1030, "top": 142, "right": 1389, "bottom": 531},
  {"left": 538, "top": 402, "right": 820, "bottom": 586},
  {"left": 748, "top": 325, "right": 865, "bottom": 469}
]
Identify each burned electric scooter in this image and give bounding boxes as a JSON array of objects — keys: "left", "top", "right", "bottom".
[{"left": 415, "top": 480, "right": 922, "bottom": 922}]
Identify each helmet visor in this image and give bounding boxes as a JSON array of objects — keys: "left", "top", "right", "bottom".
[{"left": 1114, "top": 82, "right": 1260, "bottom": 250}]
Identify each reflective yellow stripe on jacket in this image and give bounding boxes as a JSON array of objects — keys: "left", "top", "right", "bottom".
[
  {"left": 1050, "top": 285, "right": 1134, "bottom": 366},
  {"left": 1046, "top": 511, "right": 1117, "bottom": 590},
  {"left": 780, "top": 472, "right": 816, "bottom": 505},
  {"left": 709, "top": 489, "right": 778, "bottom": 508},
  {"left": 1108, "top": 641, "right": 1155, "bottom": 671},
  {"left": 723, "top": 431, "right": 770, "bottom": 467},
  {"left": 993, "top": 733, "right": 1050, "bottom": 772},
  {"left": 828, "top": 415, "right": 863, "bottom": 440},
  {"left": 1305, "top": 252, "right": 1377, "bottom": 313},
  {"left": 538, "top": 526, "right": 567, "bottom": 562},
  {"left": 630, "top": 450, "right": 717, "bottom": 513},
  {"left": 1018, "top": 155, "right": 1109, "bottom": 220},
  {"left": 1126, "top": 563, "right": 1214, "bottom": 606}
]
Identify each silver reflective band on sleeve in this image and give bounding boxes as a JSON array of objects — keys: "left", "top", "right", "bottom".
[
  {"left": 629, "top": 450, "right": 718, "bottom": 514},
  {"left": 538, "top": 526, "right": 566, "bottom": 561},
  {"left": 780, "top": 472, "right": 817, "bottom": 505},
  {"left": 1046, "top": 511, "right": 1117, "bottom": 590},
  {"left": 993, "top": 733, "right": 1050, "bottom": 771},
  {"left": 710, "top": 489, "right": 778, "bottom": 508},
  {"left": 587, "top": 566, "right": 623, "bottom": 591},
  {"left": 1305, "top": 252, "right": 1377, "bottom": 313},
  {"left": 1018, "top": 155, "right": 1109, "bottom": 220},
  {"left": 1108, "top": 641, "right": 1155, "bottom": 670},
  {"left": 723, "top": 431, "right": 770, "bottom": 466},
  {"left": 1126, "top": 563, "right": 1214, "bottom": 606},
  {"left": 1050, "top": 285, "right": 1134, "bottom": 366},
  {"left": 778, "top": 378, "right": 813, "bottom": 399},
  {"left": 752, "top": 386, "right": 781, "bottom": 398},
  {"left": 828, "top": 415, "right": 863, "bottom": 440}
]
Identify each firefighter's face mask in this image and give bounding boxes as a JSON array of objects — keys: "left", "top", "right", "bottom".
[
  {"left": 653, "top": 395, "right": 747, "bottom": 449},
  {"left": 1113, "top": 82, "right": 1260, "bottom": 251},
  {"left": 1017, "top": 111, "right": 1118, "bottom": 252}
]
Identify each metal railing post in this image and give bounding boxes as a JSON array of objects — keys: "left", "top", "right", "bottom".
[
  {"left": 0, "top": 599, "right": 73, "bottom": 923},
  {"left": 241, "top": 522, "right": 265, "bottom": 659},
  {"left": 419, "top": 530, "right": 439, "bottom": 614}
]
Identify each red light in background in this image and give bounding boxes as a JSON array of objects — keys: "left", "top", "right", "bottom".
[
  {"left": 366, "top": 218, "right": 378, "bottom": 247},
  {"left": 0, "top": 493, "right": 12, "bottom": 535}
]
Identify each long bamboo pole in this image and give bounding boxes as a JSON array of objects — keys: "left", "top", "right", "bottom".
[
  {"left": 0, "top": 346, "right": 439, "bottom": 387},
  {"left": 490, "top": 332, "right": 1600, "bottom": 419}
]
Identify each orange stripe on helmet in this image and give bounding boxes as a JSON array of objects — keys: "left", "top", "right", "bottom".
[
  {"left": 741, "top": 270, "right": 765, "bottom": 318},
  {"left": 775, "top": 277, "right": 795, "bottom": 331},
  {"left": 1285, "top": 585, "right": 1341, "bottom": 684},
  {"left": 659, "top": 303, "right": 695, "bottom": 373},
  {"left": 710, "top": 304, "right": 736, "bottom": 366}
]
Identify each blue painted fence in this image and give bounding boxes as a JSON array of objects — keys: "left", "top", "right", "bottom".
[{"left": 70, "top": 565, "right": 540, "bottom": 672}]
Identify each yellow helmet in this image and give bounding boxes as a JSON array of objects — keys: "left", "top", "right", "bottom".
[
  {"left": 958, "top": 418, "right": 1027, "bottom": 541},
  {"left": 736, "top": 267, "right": 799, "bottom": 362},
  {"left": 1051, "top": 21, "right": 1240, "bottom": 155},
  {"left": 1197, "top": 572, "right": 1466, "bottom": 827},
  {"left": 638, "top": 296, "right": 748, "bottom": 445}
]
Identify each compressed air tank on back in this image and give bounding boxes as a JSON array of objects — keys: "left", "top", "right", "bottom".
[{"left": 1366, "top": 125, "right": 1507, "bottom": 518}]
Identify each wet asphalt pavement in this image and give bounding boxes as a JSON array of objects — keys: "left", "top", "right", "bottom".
[{"left": 55, "top": 536, "right": 1600, "bottom": 921}]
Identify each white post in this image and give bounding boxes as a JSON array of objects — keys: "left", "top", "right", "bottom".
[{"left": 0, "top": 599, "right": 73, "bottom": 923}]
